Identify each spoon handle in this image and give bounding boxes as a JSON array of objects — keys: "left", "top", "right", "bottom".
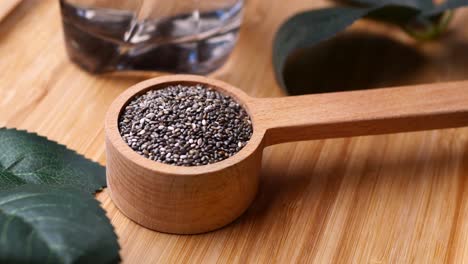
[{"left": 252, "top": 81, "right": 468, "bottom": 146}]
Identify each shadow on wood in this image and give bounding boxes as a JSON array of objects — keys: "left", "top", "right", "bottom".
[
  {"left": 282, "top": 32, "right": 427, "bottom": 95},
  {"left": 227, "top": 132, "right": 468, "bottom": 230}
]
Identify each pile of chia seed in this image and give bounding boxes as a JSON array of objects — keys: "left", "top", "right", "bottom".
[{"left": 118, "top": 84, "right": 253, "bottom": 166}]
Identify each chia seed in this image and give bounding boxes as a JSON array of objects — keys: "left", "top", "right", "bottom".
[{"left": 118, "top": 84, "right": 253, "bottom": 166}]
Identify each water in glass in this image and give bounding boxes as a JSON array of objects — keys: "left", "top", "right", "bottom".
[{"left": 60, "top": 0, "right": 243, "bottom": 74}]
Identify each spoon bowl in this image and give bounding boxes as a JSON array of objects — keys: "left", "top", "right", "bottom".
[
  {"left": 106, "top": 75, "right": 468, "bottom": 234},
  {"left": 106, "top": 75, "right": 266, "bottom": 234}
]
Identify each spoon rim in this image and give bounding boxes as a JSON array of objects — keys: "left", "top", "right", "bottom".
[{"left": 105, "top": 74, "right": 265, "bottom": 176}]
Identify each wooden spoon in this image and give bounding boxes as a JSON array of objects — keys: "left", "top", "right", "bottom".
[{"left": 105, "top": 75, "right": 468, "bottom": 234}]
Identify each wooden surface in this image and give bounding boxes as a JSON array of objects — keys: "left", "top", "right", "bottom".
[{"left": 1, "top": 0, "right": 468, "bottom": 263}]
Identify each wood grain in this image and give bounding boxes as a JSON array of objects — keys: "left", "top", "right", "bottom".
[
  {"left": 256, "top": 80, "right": 468, "bottom": 145},
  {"left": 1, "top": 0, "right": 468, "bottom": 263}
]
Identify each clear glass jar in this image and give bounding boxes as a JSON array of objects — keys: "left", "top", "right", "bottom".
[{"left": 59, "top": 0, "right": 243, "bottom": 74}]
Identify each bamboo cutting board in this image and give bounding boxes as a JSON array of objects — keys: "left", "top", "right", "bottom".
[{"left": 1, "top": 1, "right": 468, "bottom": 263}]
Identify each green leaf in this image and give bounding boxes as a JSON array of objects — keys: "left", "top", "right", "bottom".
[
  {"left": 427, "top": 0, "right": 468, "bottom": 14},
  {"left": 402, "top": 10, "right": 454, "bottom": 40},
  {"left": 364, "top": 5, "right": 423, "bottom": 25},
  {"left": 273, "top": 0, "right": 468, "bottom": 90},
  {"left": 349, "top": 0, "right": 468, "bottom": 12},
  {"left": 0, "top": 184, "right": 119, "bottom": 264},
  {"left": 344, "top": 0, "right": 468, "bottom": 38},
  {"left": 348, "top": 0, "right": 435, "bottom": 9},
  {"left": 0, "top": 128, "right": 106, "bottom": 194},
  {"left": 273, "top": 7, "right": 370, "bottom": 89}
]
